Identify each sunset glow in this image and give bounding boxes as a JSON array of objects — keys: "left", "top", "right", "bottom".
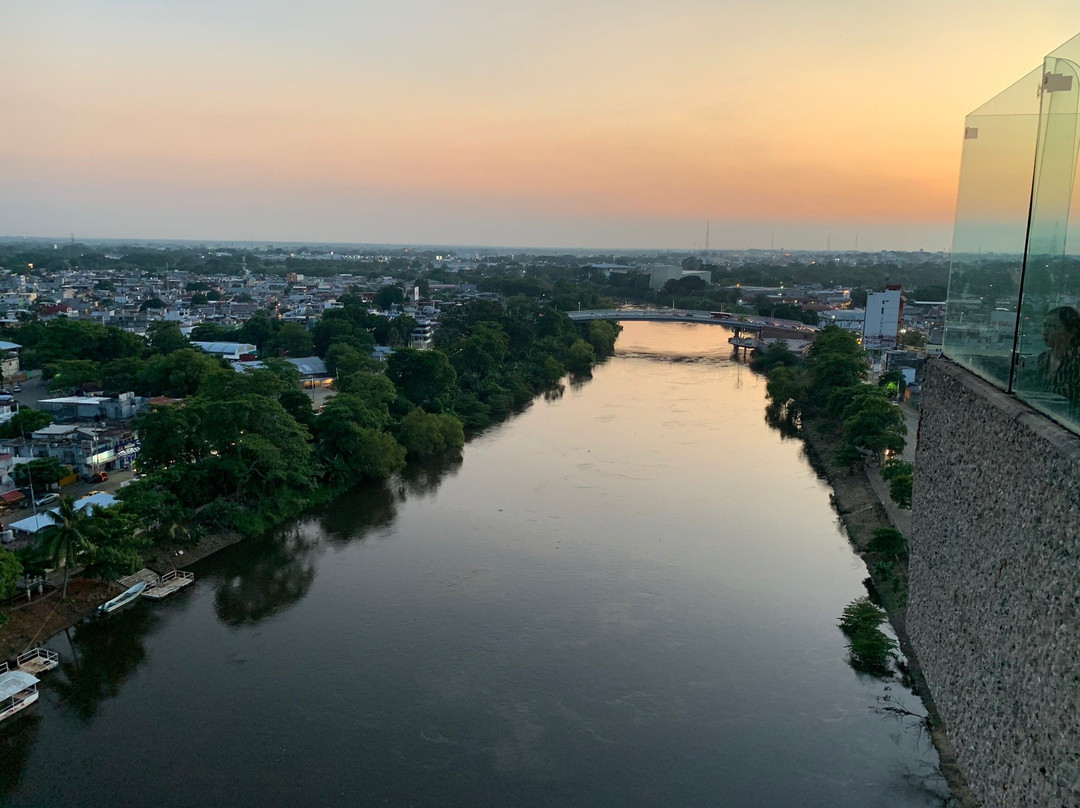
[{"left": 3, "top": 0, "right": 1078, "bottom": 249}]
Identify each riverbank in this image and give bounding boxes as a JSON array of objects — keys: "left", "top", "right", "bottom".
[
  {"left": 801, "top": 416, "right": 978, "bottom": 808},
  {"left": 0, "top": 528, "right": 246, "bottom": 662}
]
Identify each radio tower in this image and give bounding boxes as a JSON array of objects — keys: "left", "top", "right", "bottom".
[{"left": 704, "top": 220, "right": 710, "bottom": 257}]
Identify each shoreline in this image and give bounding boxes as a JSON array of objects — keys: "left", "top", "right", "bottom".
[
  {"left": 800, "top": 419, "right": 978, "bottom": 808},
  {"left": 0, "top": 529, "right": 245, "bottom": 662}
]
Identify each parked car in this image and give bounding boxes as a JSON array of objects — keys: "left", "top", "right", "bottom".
[
  {"left": 11, "top": 384, "right": 21, "bottom": 393},
  {"left": 34, "top": 493, "right": 59, "bottom": 508},
  {"left": 90, "top": 471, "right": 109, "bottom": 483}
]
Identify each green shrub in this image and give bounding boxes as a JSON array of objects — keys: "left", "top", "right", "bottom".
[
  {"left": 848, "top": 627, "right": 897, "bottom": 672},
  {"left": 838, "top": 597, "right": 887, "bottom": 636},
  {"left": 869, "top": 527, "right": 907, "bottom": 556}
]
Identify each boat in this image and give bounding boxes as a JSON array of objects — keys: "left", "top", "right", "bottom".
[
  {"left": 98, "top": 581, "right": 147, "bottom": 614},
  {"left": 0, "top": 671, "right": 40, "bottom": 722}
]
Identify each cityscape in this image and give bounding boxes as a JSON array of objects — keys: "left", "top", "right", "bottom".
[{"left": 2, "top": 3, "right": 1079, "bottom": 808}]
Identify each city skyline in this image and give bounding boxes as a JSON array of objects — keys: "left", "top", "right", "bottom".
[{"left": 3, "top": 1, "right": 1078, "bottom": 250}]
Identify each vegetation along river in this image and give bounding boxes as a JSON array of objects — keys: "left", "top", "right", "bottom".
[{"left": 1, "top": 322, "right": 949, "bottom": 807}]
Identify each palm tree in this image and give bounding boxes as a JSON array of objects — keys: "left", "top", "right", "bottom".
[{"left": 40, "top": 496, "right": 96, "bottom": 599}]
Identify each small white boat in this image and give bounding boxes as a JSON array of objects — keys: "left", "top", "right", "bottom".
[
  {"left": 0, "top": 671, "right": 40, "bottom": 723},
  {"left": 98, "top": 581, "right": 147, "bottom": 614}
]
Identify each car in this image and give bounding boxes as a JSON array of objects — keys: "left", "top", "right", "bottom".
[
  {"left": 11, "top": 384, "right": 20, "bottom": 393},
  {"left": 90, "top": 471, "right": 108, "bottom": 483},
  {"left": 34, "top": 493, "right": 59, "bottom": 508}
]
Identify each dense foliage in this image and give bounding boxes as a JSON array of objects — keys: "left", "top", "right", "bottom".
[
  {"left": 761, "top": 327, "right": 908, "bottom": 508},
  {"left": 111, "top": 297, "right": 617, "bottom": 540}
]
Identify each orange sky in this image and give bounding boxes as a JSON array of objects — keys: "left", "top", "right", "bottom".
[{"left": 2, "top": 1, "right": 1078, "bottom": 249}]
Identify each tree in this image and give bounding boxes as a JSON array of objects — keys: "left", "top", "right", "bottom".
[
  {"left": 838, "top": 596, "right": 896, "bottom": 673},
  {"left": 842, "top": 391, "right": 907, "bottom": 458},
  {"left": 765, "top": 365, "right": 807, "bottom": 426},
  {"left": 889, "top": 473, "right": 913, "bottom": 509},
  {"left": 869, "top": 527, "right": 907, "bottom": 556},
  {"left": 47, "top": 359, "right": 101, "bottom": 392},
  {"left": 563, "top": 339, "right": 596, "bottom": 375},
  {"left": 750, "top": 341, "right": 799, "bottom": 373},
  {"left": 140, "top": 298, "right": 167, "bottom": 311},
  {"left": 147, "top": 321, "right": 189, "bottom": 356},
  {"left": 137, "top": 348, "right": 220, "bottom": 397},
  {"left": 278, "top": 322, "right": 314, "bottom": 357},
  {"left": 14, "top": 457, "right": 67, "bottom": 488},
  {"left": 0, "top": 408, "right": 53, "bottom": 439},
  {"left": 375, "top": 285, "right": 405, "bottom": 309},
  {"left": 0, "top": 547, "right": 21, "bottom": 600},
  {"left": 336, "top": 372, "right": 397, "bottom": 412},
  {"left": 189, "top": 322, "right": 239, "bottom": 342},
  {"left": 397, "top": 408, "right": 465, "bottom": 458},
  {"left": 40, "top": 496, "right": 97, "bottom": 598},
  {"left": 877, "top": 369, "right": 907, "bottom": 401},
  {"left": 586, "top": 320, "right": 619, "bottom": 357},
  {"left": 83, "top": 505, "right": 147, "bottom": 579},
  {"left": 386, "top": 349, "right": 457, "bottom": 410},
  {"left": 832, "top": 444, "right": 865, "bottom": 474}
]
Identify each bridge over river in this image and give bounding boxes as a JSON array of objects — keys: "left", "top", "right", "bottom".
[{"left": 568, "top": 308, "right": 820, "bottom": 342}]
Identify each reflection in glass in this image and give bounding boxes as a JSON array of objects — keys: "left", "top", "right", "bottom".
[{"left": 946, "top": 32, "right": 1080, "bottom": 433}]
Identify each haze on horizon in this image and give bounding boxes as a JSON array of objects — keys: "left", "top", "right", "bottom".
[{"left": 2, "top": 1, "right": 1077, "bottom": 252}]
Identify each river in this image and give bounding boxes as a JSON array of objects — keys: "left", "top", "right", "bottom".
[{"left": 1, "top": 322, "right": 950, "bottom": 807}]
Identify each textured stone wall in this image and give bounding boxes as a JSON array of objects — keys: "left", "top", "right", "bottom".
[{"left": 910, "top": 358, "right": 1080, "bottom": 807}]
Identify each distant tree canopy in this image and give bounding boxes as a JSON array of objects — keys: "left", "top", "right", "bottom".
[
  {"left": 0, "top": 408, "right": 53, "bottom": 438},
  {"left": 374, "top": 285, "right": 405, "bottom": 309}
]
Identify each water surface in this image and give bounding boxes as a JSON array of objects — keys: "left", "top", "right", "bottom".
[{"left": 2, "top": 323, "right": 948, "bottom": 807}]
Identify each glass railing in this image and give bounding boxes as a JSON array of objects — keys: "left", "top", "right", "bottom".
[{"left": 945, "top": 33, "right": 1080, "bottom": 433}]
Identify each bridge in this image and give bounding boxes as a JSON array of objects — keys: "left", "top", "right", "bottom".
[{"left": 568, "top": 309, "right": 820, "bottom": 341}]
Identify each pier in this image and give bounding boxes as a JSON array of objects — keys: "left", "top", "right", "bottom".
[{"left": 119, "top": 568, "right": 196, "bottom": 601}]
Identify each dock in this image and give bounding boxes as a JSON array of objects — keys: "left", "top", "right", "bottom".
[
  {"left": 15, "top": 648, "right": 59, "bottom": 676},
  {"left": 143, "top": 570, "right": 195, "bottom": 600},
  {"left": 118, "top": 568, "right": 195, "bottom": 600},
  {"left": 119, "top": 568, "right": 160, "bottom": 588},
  {"left": 1, "top": 648, "right": 59, "bottom": 678}
]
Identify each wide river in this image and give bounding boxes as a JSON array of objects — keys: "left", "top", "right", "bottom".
[{"left": 2, "top": 323, "right": 949, "bottom": 807}]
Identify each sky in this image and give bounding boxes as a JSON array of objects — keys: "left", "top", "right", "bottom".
[{"left": 2, "top": 1, "right": 1079, "bottom": 251}]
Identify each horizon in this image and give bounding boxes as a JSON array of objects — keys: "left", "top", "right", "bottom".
[{"left": 0, "top": 233, "right": 954, "bottom": 257}]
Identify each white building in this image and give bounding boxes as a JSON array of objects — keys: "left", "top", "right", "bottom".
[
  {"left": 821, "top": 308, "right": 865, "bottom": 334},
  {"left": 862, "top": 287, "right": 904, "bottom": 350},
  {"left": 191, "top": 341, "right": 258, "bottom": 360}
]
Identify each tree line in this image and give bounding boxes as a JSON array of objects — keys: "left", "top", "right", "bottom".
[
  {"left": 0, "top": 296, "right": 620, "bottom": 606},
  {"left": 755, "top": 327, "right": 912, "bottom": 507}
]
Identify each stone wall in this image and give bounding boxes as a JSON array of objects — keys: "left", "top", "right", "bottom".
[{"left": 910, "top": 358, "right": 1080, "bottom": 807}]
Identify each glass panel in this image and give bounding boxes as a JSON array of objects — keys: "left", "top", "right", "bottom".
[
  {"left": 944, "top": 68, "right": 1042, "bottom": 388},
  {"left": 1013, "top": 34, "right": 1080, "bottom": 429}
]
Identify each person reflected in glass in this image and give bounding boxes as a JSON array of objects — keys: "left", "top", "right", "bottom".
[{"left": 1036, "top": 306, "right": 1080, "bottom": 407}]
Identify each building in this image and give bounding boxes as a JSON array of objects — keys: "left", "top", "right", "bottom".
[
  {"left": 36, "top": 392, "right": 141, "bottom": 421},
  {"left": 862, "top": 286, "right": 904, "bottom": 350},
  {"left": 191, "top": 341, "right": 258, "bottom": 361},
  {"left": 8, "top": 492, "right": 120, "bottom": 538}
]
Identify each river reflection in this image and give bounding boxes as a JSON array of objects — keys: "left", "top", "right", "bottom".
[
  {"left": 0, "top": 713, "right": 39, "bottom": 799},
  {"left": 213, "top": 526, "right": 322, "bottom": 626},
  {"left": 5, "top": 323, "right": 950, "bottom": 808},
  {"left": 50, "top": 608, "right": 159, "bottom": 722}
]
